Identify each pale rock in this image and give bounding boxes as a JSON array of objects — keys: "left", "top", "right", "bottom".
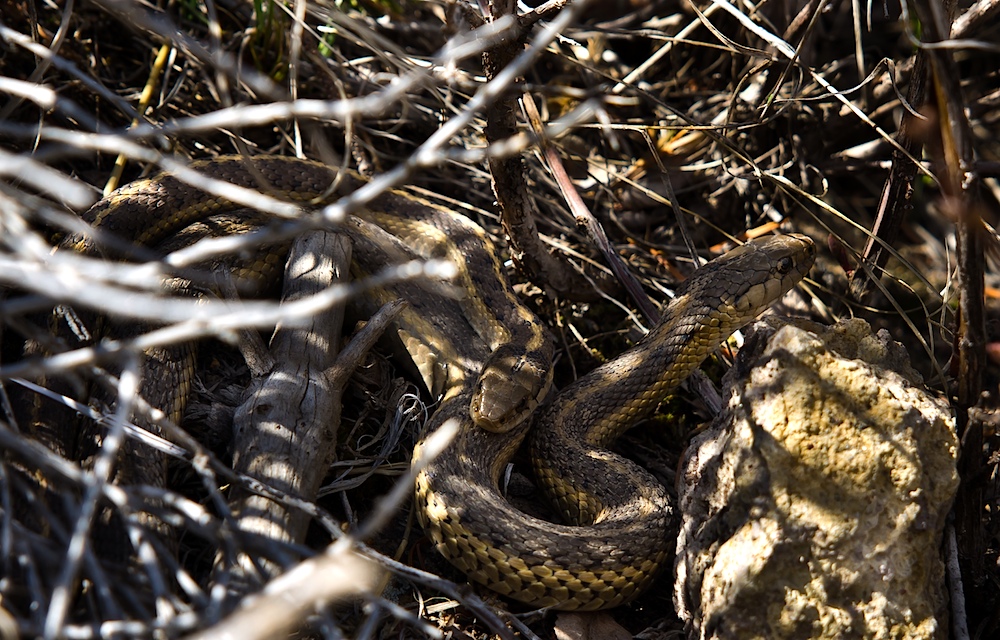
[{"left": 674, "top": 318, "right": 958, "bottom": 640}]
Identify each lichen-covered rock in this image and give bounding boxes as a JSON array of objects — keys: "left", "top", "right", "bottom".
[{"left": 674, "top": 318, "right": 958, "bottom": 640}]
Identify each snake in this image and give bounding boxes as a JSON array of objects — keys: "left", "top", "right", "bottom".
[
  {"left": 414, "top": 230, "right": 814, "bottom": 610},
  {"left": 50, "top": 155, "right": 815, "bottom": 611}
]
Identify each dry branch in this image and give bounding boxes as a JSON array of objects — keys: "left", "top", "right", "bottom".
[{"left": 226, "top": 231, "right": 352, "bottom": 580}]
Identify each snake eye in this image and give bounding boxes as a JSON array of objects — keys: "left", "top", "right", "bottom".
[{"left": 776, "top": 256, "right": 794, "bottom": 275}]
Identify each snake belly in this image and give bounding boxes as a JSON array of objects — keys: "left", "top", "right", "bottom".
[{"left": 415, "top": 234, "right": 815, "bottom": 611}]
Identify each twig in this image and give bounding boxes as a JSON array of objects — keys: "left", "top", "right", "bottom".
[
  {"left": 522, "top": 93, "right": 654, "bottom": 321},
  {"left": 952, "top": 0, "right": 1000, "bottom": 39},
  {"left": 848, "top": 48, "right": 930, "bottom": 300},
  {"left": 226, "top": 232, "right": 353, "bottom": 580},
  {"left": 188, "top": 548, "right": 377, "bottom": 640},
  {"left": 910, "top": 0, "right": 985, "bottom": 630},
  {"left": 0, "top": 19, "right": 139, "bottom": 121},
  {"left": 92, "top": 0, "right": 280, "bottom": 101},
  {"left": 42, "top": 357, "right": 140, "bottom": 640},
  {"left": 0, "top": 259, "right": 455, "bottom": 380},
  {"left": 481, "top": 0, "right": 601, "bottom": 300},
  {"left": 946, "top": 523, "right": 971, "bottom": 640}
]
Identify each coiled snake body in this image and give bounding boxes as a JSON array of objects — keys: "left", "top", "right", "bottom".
[
  {"left": 60, "top": 156, "right": 815, "bottom": 611},
  {"left": 415, "top": 230, "right": 814, "bottom": 610}
]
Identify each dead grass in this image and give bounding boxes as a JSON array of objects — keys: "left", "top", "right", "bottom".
[{"left": 1, "top": 0, "right": 999, "bottom": 637}]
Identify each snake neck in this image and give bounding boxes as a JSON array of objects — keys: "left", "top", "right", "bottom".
[
  {"left": 542, "top": 301, "right": 734, "bottom": 443},
  {"left": 526, "top": 297, "right": 759, "bottom": 527}
]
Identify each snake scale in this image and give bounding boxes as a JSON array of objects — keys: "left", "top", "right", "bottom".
[{"left": 57, "top": 155, "right": 815, "bottom": 610}]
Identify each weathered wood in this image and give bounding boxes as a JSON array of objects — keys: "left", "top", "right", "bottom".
[{"left": 229, "top": 231, "right": 350, "bottom": 569}]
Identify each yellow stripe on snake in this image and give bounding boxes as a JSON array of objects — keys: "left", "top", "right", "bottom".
[{"left": 67, "top": 155, "right": 815, "bottom": 611}]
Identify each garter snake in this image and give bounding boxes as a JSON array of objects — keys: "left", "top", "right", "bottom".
[
  {"left": 415, "top": 231, "right": 814, "bottom": 610},
  {"left": 49, "top": 155, "right": 815, "bottom": 611},
  {"left": 63, "top": 155, "right": 553, "bottom": 431}
]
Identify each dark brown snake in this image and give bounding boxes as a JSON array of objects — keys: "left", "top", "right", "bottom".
[{"left": 57, "top": 155, "right": 815, "bottom": 610}]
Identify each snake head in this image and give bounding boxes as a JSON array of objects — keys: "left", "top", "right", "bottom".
[
  {"left": 471, "top": 343, "right": 553, "bottom": 433},
  {"left": 671, "top": 233, "right": 815, "bottom": 323},
  {"left": 726, "top": 233, "right": 815, "bottom": 311}
]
